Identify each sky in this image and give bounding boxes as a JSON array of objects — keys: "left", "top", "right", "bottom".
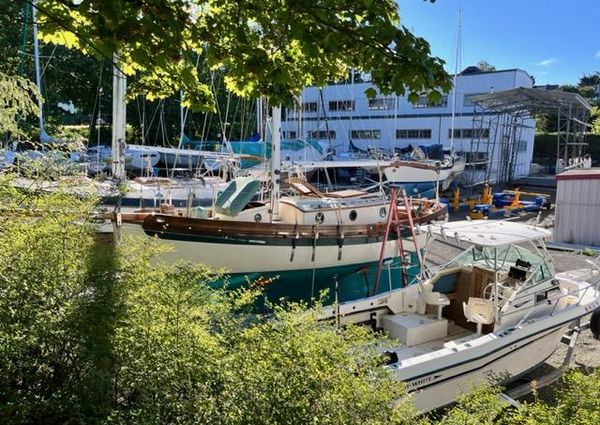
[{"left": 397, "top": 0, "right": 600, "bottom": 86}]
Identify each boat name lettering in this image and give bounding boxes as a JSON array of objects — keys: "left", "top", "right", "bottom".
[{"left": 406, "top": 374, "right": 437, "bottom": 389}]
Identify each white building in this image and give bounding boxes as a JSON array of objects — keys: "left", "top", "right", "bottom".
[{"left": 282, "top": 67, "right": 536, "bottom": 181}]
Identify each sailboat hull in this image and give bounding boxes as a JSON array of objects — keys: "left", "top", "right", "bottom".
[
  {"left": 118, "top": 213, "right": 435, "bottom": 303},
  {"left": 383, "top": 160, "right": 465, "bottom": 195},
  {"left": 137, "top": 227, "right": 423, "bottom": 302}
]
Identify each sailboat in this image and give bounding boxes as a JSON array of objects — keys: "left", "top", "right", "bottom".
[
  {"left": 98, "top": 53, "right": 230, "bottom": 207},
  {"left": 113, "top": 107, "right": 448, "bottom": 303},
  {"left": 382, "top": 146, "right": 466, "bottom": 197},
  {"left": 319, "top": 220, "right": 600, "bottom": 412}
]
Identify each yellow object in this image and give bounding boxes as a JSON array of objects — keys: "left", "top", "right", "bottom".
[
  {"left": 509, "top": 188, "right": 522, "bottom": 209},
  {"left": 469, "top": 210, "right": 486, "bottom": 220},
  {"left": 482, "top": 185, "right": 492, "bottom": 205},
  {"left": 452, "top": 188, "right": 460, "bottom": 213}
]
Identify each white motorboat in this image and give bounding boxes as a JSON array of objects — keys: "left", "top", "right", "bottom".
[{"left": 320, "top": 220, "right": 600, "bottom": 412}]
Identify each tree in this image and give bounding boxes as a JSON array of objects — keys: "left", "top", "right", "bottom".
[
  {"left": 590, "top": 106, "right": 600, "bottom": 135},
  {"left": 0, "top": 71, "right": 40, "bottom": 137},
  {"left": 36, "top": 0, "right": 450, "bottom": 110},
  {"left": 477, "top": 61, "right": 496, "bottom": 72}
]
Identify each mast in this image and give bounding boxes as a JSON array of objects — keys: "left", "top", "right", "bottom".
[
  {"left": 31, "top": 1, "right": 48, "bottom": 144},
  {"left": 270, "top": 105, "right": 282, "bottom": 221},
  {"left": 111, "top": 52, "right": 126, "bottom": 179},
  {"left": 449, "top": 8, "right": 462, "bottom": 150}
]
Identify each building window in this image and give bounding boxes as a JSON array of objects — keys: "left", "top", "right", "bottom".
[
  {"left": 412, "top": 95, "right": 448, "bottom": 108},
  {"left": 350, "top": 129, "right": 381, "bottom": 140},
  {"left": 308, "top": 130, "right": 336, "bottom": 139},
  {"left": 517, "top": 139, "right": 528, "bottom": 152},
  {"left": 448, "top": 128, "right": 490, "bottom": 139},
  {"left": 396, "top": 129, "right": 432, "bottom": 139},
  {"left": 460, "top": 151, "right": 489, "bottom": 169},
  {"left": 302, "top": 102, "right": 318, "bottom": 112},
  {"left": 329, "top": 100, "right": 355, "bottom": 112},
  {"left": 463, "top": 93, "right": 486, "bottom": 107},
  {"left": 368, "top": 98, "right": 395, "bottom": 110},
  {"left": 284, "top": 131, "right": 297, "bottom": 139}
]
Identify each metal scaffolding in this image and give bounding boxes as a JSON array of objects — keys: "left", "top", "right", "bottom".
[{"left": 463, "top": 88, "right": 591, "bottom": 188}]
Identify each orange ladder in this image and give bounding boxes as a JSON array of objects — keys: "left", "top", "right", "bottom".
[{"left": 373, "top": 187, "right": 423, "bottom": 295}]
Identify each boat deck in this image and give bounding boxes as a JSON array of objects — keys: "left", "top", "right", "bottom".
[{"left": 387, "top": 318, "right": 475, "bottom": 363}]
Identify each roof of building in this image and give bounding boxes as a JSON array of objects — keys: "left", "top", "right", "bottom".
[
  {"left": 472, "top": 87, "right": 592, "bottom": 114},
  {"left": 458, "top": 66, "right": 528, "bottom": 77},
  {"left": 423, "top": 220, "right": 552, "bottom": 247},
  {"left": 307, "top": 68, "right": 530, "bottom": 88},
  {"left": 556, "top": 168, "right": 600, "bottom": 181}
]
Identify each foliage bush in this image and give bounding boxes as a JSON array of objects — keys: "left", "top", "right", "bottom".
[
  {"left": 0, "top": 174, "right": 414, "bottom": 424},
  {"left": 0, "top": 174, "right": 599, "bottom": 425}
]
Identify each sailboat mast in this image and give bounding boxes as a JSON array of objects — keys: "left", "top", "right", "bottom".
[
  {"left": 31, "top": 1, "right": 46, "bottom": 142},
  {"left": 111, "top": 52, "right": 127, "bottom": 179},
  {"left": 270, "top": 105, "right": 282, "bottom": 221},
  {"left": 449, "top": 8, "right": 462, "bottom": 150}
]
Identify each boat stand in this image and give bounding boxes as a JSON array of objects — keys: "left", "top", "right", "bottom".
[{"left": 501, "top": 318, "right": 590, "bottom": 407}]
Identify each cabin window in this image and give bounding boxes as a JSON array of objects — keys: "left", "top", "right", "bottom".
[
  {"left": 315, "top": 212, "right": 325, "bottom": 224},
  {"left": 349, "top": 210, "right": 358, "bottom": 221},
  {"left": 254, "top": 213, "right": 262, "bottom": 223},
  {"left": 527, "top": 261, "right": 552, "bottom": 287},
  {"left": 379, "top": 207, "right": 387, "bottom": 217}
]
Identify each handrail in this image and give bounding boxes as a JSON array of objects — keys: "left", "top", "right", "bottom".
[{"left": 508, "top": 278, "right": 600, "bottom": 328}]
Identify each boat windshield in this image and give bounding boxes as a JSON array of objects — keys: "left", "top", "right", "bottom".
[{"left": 446, "top": 244, "right": 554, "bottom": 288}]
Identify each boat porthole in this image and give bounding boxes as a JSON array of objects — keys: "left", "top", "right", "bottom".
[
  {"left": 315, "top": 212, "right": 325, "bottom": 224},
  {"left": 349, "top": 210, "right": 358, "bottom": 221},
  {"left": 413, "top": 187, "right": 419, "bottom": 193},
  {"left": 254, "top": 213, "right": 262, "bottom": 223},
  {"left": 379, "top": 207, "right": 387, "bottom": 218}
]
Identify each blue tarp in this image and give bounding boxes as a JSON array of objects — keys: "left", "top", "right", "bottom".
[{"left": 418, "top": 144, "right": 444, "bottom": 160}]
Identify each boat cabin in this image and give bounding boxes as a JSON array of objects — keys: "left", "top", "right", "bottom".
[{"left": 323, "top": 220, "right": 586, "bottom": 361}]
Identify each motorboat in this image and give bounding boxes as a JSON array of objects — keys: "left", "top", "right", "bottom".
[{"left": 319, "top": 220, "right": 600, "bottom": 412}]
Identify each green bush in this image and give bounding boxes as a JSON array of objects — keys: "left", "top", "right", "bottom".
[{"left": 0, "top": 174, "right": 413, "bottom": 424}]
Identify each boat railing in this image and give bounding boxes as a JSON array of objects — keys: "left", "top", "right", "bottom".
[{"left": 505, "top": 278, "right": 600, "bottom": 328}]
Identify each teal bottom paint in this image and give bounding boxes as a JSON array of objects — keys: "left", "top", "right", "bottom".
[{"left": 211, "top": 253, "right": 421, "bottom": 307}]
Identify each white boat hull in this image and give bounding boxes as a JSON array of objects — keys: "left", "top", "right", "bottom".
[
  {"left": 122, "top": 224, "right": 423, "bottom": 274},
  {"left": 398, "top": 296, "right": 599, "bottom": 412},
  {"left": 384, "top": 160, "right": 465, "bottom": 193},
  {"left": 406, "top": 324, "right": 566, "bottom": 411}
]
